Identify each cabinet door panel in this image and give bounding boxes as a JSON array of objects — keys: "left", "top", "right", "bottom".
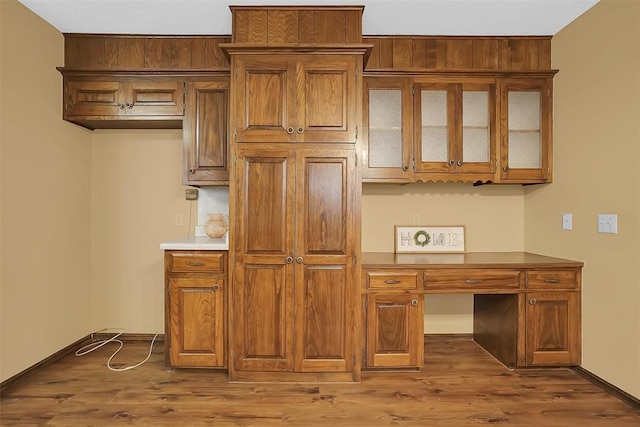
[
  {"left": 298, "top": 57, "right": 358, "bottom": 143},
  {"left": 128, "top": 80, "right": 185, "bottom": 116},
  {"left": 499, "top": 79, "right": 552, "bottom": 183},
  {"left": 295, "top": 265, "right": 351, "bottom": 372},
  {"left": 525, "top": 292, "right": 580, "bottom": 366},
  {"left": 295, "top": 149, "right": 359, "bottom": 373},
  {"left": 65, "top": 80, "right": 122, "bottom": 116},
  {"left": 237, "top": 150, "right": 295, "bottom": 255},
  {"left": 415, "top": 83, "right": 455, "bottom": 173},
  {"left": 363, "top": 77, "right": 413, "bottom": 182},
  {"left": 233, "top": 263, "right": 293, "bottom": 371},
  {"left": 301, "top": 157, "right": 348, "bottom": 254},
  {"left": 366, "top": 293, "right": 423, "bottom": 368},
  {"left": 169, "top": 277, "right": 224, "bottom": 367},
  {"left": 183, "top": 80, "right": 229, "bottom": 184},
  {"left": 234, "top": 57, "right": 295, "bottom": 142}
]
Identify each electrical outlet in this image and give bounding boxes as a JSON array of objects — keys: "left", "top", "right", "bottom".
[
  {"left": 597, "top": 214, "right": 618, "bottom": 234},
  {"left": 185, "top": 188, "right": 198, "bottom": 200},
  {"left": 562, "top": 213, "right": 572, "bottom": 231}
]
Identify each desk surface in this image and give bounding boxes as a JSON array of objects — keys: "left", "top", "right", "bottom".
[{"left": 362, "top": 251, "right": 584, "bottom": 269}]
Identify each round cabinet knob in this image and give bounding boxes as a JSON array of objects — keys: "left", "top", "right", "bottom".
[
  {"left": 296, "top": 257, "right": 304, "bottom": 264},
  {"left": 503, "top": 166, "right": 510, "bottom": 172},
  {"left": 126, "top": 103, "right": 133, "bottom": 109},
  {"left": 287, "top": 127, "right": 294, "bottom": 134},
  {"left": 402, "top": 165, "right": 409, "bottom": 171},
  {"left": 297, "top": 128, "right": 304, "bottom": 134},
  {"left": 529, "top": 298, "right": 537, "bottom": 305},
  {"left": 411, "top": 299, "right": 419, "bottom": 307},
  {"left": 188, "top": 168, "right": 195, "bottom": 174},
  {"left": 118, "top": 104, "right": 125, "bottom": 110},
  {"left": 457, "top": 160, "right": 463, "bottom": 166},
  {"left": 448, "top": 160, "right": 455, "bottom": 166},
  {"left": 285, "top": 256, "right": 293, "bottom": 264},
  {"left": 213, "top": 284, "right": 220, "bottom": 291}
]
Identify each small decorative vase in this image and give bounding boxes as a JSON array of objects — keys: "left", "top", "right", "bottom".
[{"left": 204, "top": 213, "right": 228, "bottom": 239}]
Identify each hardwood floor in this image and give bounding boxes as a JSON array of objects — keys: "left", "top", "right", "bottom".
[{"left": 1, "top": 335, "right": 638, "bottom": 426}]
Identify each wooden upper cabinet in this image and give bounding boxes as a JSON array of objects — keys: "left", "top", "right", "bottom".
[
  {"left": 362, "top": 77, "right": 413, "bottom": 182},
  {"left": 499, "top": 78, "right": 553, "bottom": 183},
  {"left": 62, "top": 75, "right": 185, "bottom": 129},
  {"left": 232, "top": 54, "right": 359, "bottom": 144},
  {"left": 414, "top": 80, "right": 497, "bottom": 181},
  {"left": 183, "top": 78, "right": 229, "bottom": 185}
]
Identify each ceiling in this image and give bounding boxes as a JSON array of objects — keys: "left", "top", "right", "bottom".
[{"left": 18, "top": 0, "right": 599, "bottom": 36}]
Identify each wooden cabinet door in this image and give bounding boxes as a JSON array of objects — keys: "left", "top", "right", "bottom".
[
  {"left": 233, "top": 56, "right": 296, "bottom": 143},
  {"left": 365, "top": 293, "right": 424, "bottom": 368},
  {"left": 296, "top": 56, "right": 358, "bottom": 143},
  {"left": 126, "top": 80, "right": 185, "bottom": 117},
  {"left": 64, "top": 80, "right": 123, "bottom": 117},
  {"left": 231, "top": 148, "right": 296, "bottom": 373},
  {"left": 168, "top": 277, "right": 225, "bottom": 367},
  {"left": 293, "top": 150, "right": 359, "bottom": 373},
  {"left": 499, "top": 78, "right": 552, "bottom": 183},
  {"left": 183, "top": 79, "right": 229, "bottom": 185},
  {"left": 233, "top": 55, "right": 359, "bottom": 144},
  {"left": 363, "top": 77, "right": 413, "bottom": 182},
  {"left": 525, "top": 292, "right": 580, "bottom": 366}
]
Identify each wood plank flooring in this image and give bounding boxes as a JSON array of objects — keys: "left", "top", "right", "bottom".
[{"left": 1, "top": 335, "right": 638, "bottom": 426}]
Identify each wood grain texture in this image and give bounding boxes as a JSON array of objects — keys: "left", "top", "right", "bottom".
[
  {"left": 64, "top": 35, "right": 231, "bottom": 70},
  {"left": 363, "top": 36, "right": 553, "bottom": 71},
  {"left": 2, "top": 336, "right": 638, "bottom": 426}
]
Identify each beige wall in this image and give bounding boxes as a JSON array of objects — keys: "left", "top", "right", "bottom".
[
  {"left": 524, "top": 0, "right": 640, "bottom": 398},
  {"left": 0, "top": 1, "right": 92, "bottom": 381},
  {"left": 90, "top": 130, "right": 195, "bottom": 332}
]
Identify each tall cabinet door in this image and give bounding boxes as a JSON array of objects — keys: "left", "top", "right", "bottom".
[
  {"left": 293, "top": 149, "right": 360, "bottom": 374},
  {"left": 231, "top": 148, "right": 296, "bottom": 373}
]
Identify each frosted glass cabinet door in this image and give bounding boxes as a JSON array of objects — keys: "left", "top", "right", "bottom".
[
  {"left": 415, "top": 82, "right": 495, "bottom": 176},
  {"left": 415, "top": 83, "right": 453, "bottom": 173},
  {"left": 500, "top": 79, "right": 552, "bottom": 182},
  {"left": 363, "top": 77, "right": 412, "bottom": 181}
]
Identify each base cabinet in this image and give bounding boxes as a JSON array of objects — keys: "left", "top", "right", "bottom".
[
  {"left": 364, "top": 293, "right": 424, "bottom": 368},
  {"left": 164, "top": 251, "right": 226, "bottom": 368},
  {"left": 523, "top": 291, "right": 581, "bottom": 366}
]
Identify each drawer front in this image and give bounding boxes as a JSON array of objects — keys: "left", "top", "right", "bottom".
[
  {"left": 367, "top": 272, "right": 419, "bottom": 290},
  {"left": 526, "top": 270, "right": 578, "bottom": 289},
  {"left": 169, "top": 251, "right": 226, "bottom": 273},
  {"left": 425, "top": 269, "right": 520, "bottom": 290}
]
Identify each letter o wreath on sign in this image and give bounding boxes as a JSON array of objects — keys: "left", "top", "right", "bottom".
[{"left": 413, "top": 230, "right": 430, "bottom": 247}]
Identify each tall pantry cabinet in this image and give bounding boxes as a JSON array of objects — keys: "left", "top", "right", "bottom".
[{"left": 221, "top": 6, "right": 369, "bottom": 382}]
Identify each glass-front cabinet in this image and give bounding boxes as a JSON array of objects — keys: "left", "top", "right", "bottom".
[
  {"left": 415, "top": 81, "right": 496, "bottom": 181},
  {"left": 499, "top": 79, "right": 552, "bottom": 183},
  {"left": 361, "top": 75, "right": 553, "bottom": 184},
  {"left": 362, "top": 77, "right": 413, "bottom": 182}
]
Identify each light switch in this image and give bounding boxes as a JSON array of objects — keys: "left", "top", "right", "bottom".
[{"left": 562, "top": 213, "right": 572, "bottom": 231}]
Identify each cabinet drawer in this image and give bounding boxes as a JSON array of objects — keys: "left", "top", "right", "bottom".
[
  {"left": 526, "top": 270, "right": 578, "bottom": 289},
  {"left": 366, "top": 272, "right": 419, "bottom": 290},
  {"left": 425, "top": 269, "right": 520, "bottom": 291},
  {"left": 169, "top": 252, "right": 226, "bottom": 273}
]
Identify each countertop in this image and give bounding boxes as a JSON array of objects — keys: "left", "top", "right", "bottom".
[
  {"left": 362, "top": 251, "right": 584, "bottom": 269},
  {"left": 160, "top": 236, "right": 228, "bottom": 250}
]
